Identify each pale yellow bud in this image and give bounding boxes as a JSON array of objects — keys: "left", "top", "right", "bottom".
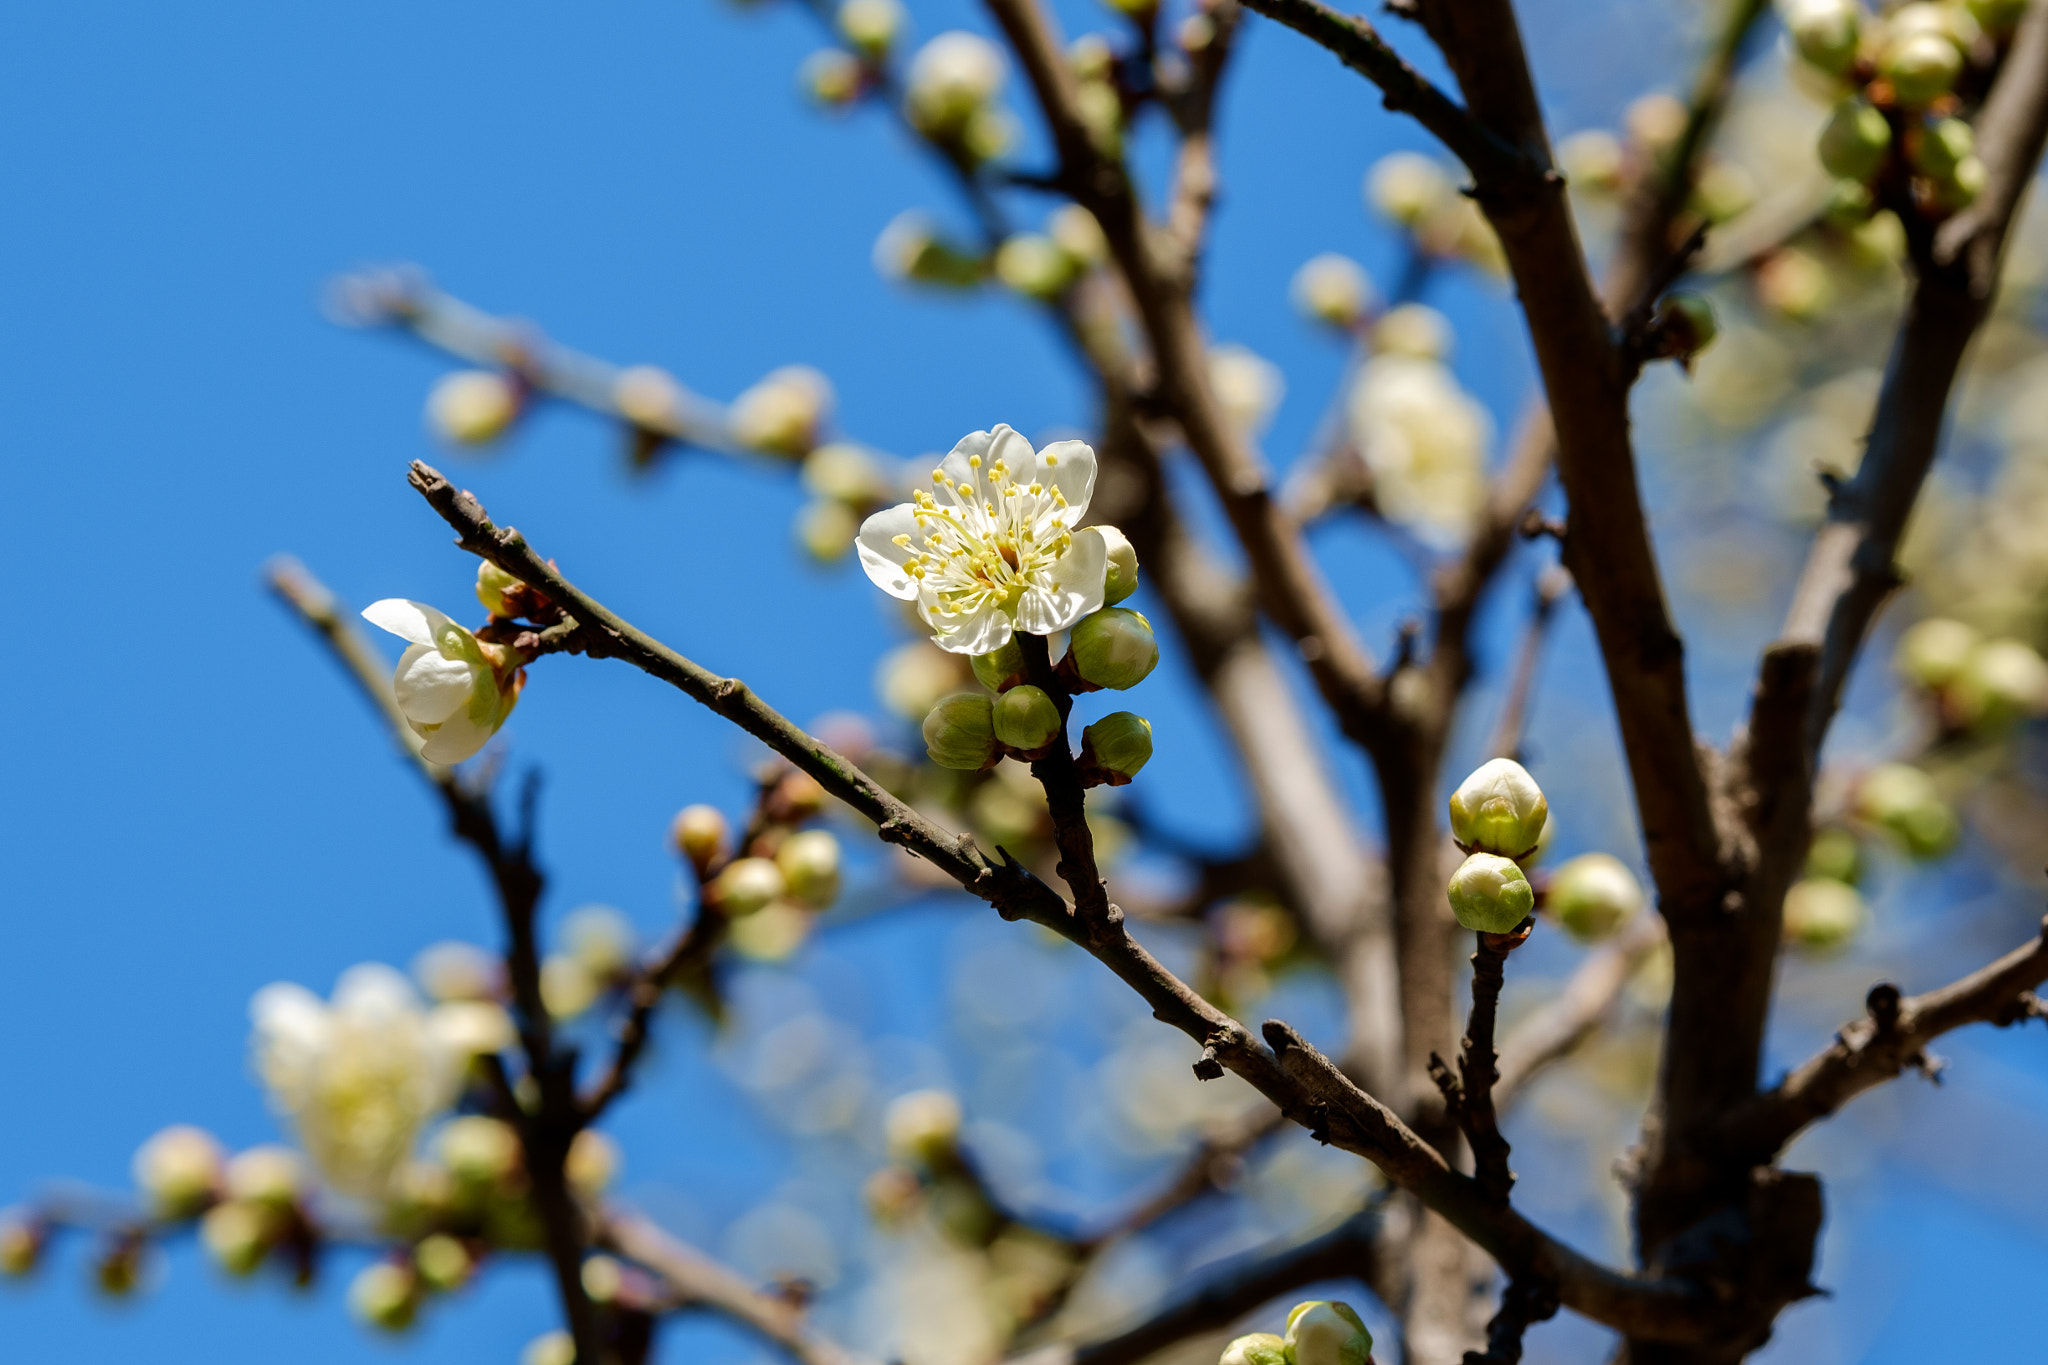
[
  {"left": 414, "top": 1233, "right": 473, "bottom": 1293},
  {"left": 413, "top": 939, "right": 498, "bottom": 1002},
  {"left": 1285, "top": 1300, "right": 1374, "bottom": 1365},
  {"left": 134, "top": 1125, "right": 225, "bottom": 1220},
  {"left": 1367, "top": 151, "right": 1453, "bottom": 226},
  {"left": 224, "top": 1146, "right": 305, "bottom": 1212},
  {"left": 614, "top": 365, "right": 684, "bottom": 430},
  {"left": 1783, "top": 876, "right": 1865, "bottom": 951},
  {"left": 1546, "top": 853, "right": 1644, "bottom": 942},
  {"left": 1448, "top": 852, "right": 1536, "bottom": 934},
  {"left": 714, "top": 857, "right": 787, "bottom": 916},
  {"left": 776, "top": 829, "right": 843, "bottom": 909},
  {"left": 349, "top": 1262, "right": 420, "bottom": 1332},
  {"left": 885, "top": 1089, "right": 962, "bottom": 1165},
  {"left": 1049, "top": 204, "right": 1108, "bottom": 266},
  {"left": 671, "top": 804, "right": 731, "bottom": 871},
  {"left": 428, "top": 370, "right": 520, "bottom": 447},
  {"left": 567, "top": 1129, "right": 622, "bottom": 1199},
  {"left": 540, "top": 955, "right": 601, "bottom": 1019},
  {"left": 1372, "top": 303, "right": 1451, "bottom": 361},
  {"left": 564, "top": 904, "right": 635, "bottom": 979},
  {"left": 201, "top": 1202, "right": 271, "bottom": 1277},
  {"left": 730, "top": 366, "right": 832, "bottom": 458},
  {"left": 1291, "top": 253, "right": 1371, "bottom": 328},
  {"left": 1447, "top": 758, "right": 1548, "bottom": 856}
]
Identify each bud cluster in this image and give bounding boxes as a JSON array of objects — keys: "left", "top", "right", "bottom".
[
  {"left": 1895, "top": 616, "right": 2048, "bottom": 732},
  {"left": 1219, "top": 1300, "right": 1374, "bottom": 1365},
  {"left": 670, "top": 768, "right": 849, "bottom": 964},
  {"left": 1444, "top": 759, "right": 1548, "bottom": 936}
]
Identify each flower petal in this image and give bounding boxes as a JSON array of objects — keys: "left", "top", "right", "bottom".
[
  {"left": 1015, "top": 525, "right": 1107, "bottom": 634},
  {"left": 1036, "top": 439, "right": 1096, "bottom": 517},
  {"left": 416, "top": 706, "right": 498, "bottom": 764},
  {"left": 855, "top": 503, "right": 925, "bottom": 601},
  {"left": 393, "top": 643, "right": 478, "bottom": 726},
  {"left": 930, "top": 599, "right": 1014, "bottom": 656},
  {"left": 362, "top": 599, "right": 454, "bottom": 648}
]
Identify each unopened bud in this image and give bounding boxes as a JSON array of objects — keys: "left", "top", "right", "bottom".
[
  {"left": 200, "top": 1202, "right": 271, "bottom": 1277},
  {"left": 414, "top": 1233, "right": 473, "bottom": 1293},
  {"left": 566, "top": 1128, "right": 621, "bottom": 1199},
  {"left": 563, "top": 904, "right": 635, "bottom": 979},
  {"left": 885, "top": 1089, "right": 962, "bottom": 1165},
  {"left": 349, "top": 1262, "right": 420, "bottom": 1333},
  {"left": 1929, "top": 154, "right": 1986, "bottom": 210},
  {"left": 730, "top": 366, "right": 831, "bottom": 458},
  {"left": 581, "top": 1253, "right": 625, "bottom": 1303},
  {"left": 225, "top": 1146, "right": 304, "bottom": 1213},
  {"left": 777, "top": 829, "right": 843, "bottom": 909},
  {"left": 1208, "top": 344, "right": 1285, "bottom": 439},
  {"left": 1907, "top": 116, "right": 1974, "bottom": 178},
  {"left": 1626, "top": 91, "right": 1688, "bottom": 153},
  {"left": 1448, "top": 853, "right": 1536, "bottom": 934},
  {"left": 1220, "top": 1333, "right": 1290, "bottom": 1365},
  {"left": 1447, "top": 758, "right": 1548, "bottom": 857},
  {"left": 993, "top": 684, "right": 1063, "bottom": 752},
  {"left": 1546, "top": 852, "right": 1644, "bottom": 942},
  {"left": 0, "top": 1220, "right": 42, "bottom": 1277},
  {"left": 475, "top": 561, "right": 524, "bottom": 618},
  {"left": 1069, "top": 608, "right": 1159, "bottom": 691},
  {"left": 1805, "top": 826, "right": 1864, "bottom": 885},
  {"left": 1285, "top": 1300, "right": 1374, "bottom": 1365},
  {"left": 1292, "top": 253, "right": 1371, "bottom": 328},
  {"left": 671, "top": 804, "right": 731, "bottom": 872},
  {"left": 923, "top": 691, "right": 1000, "bottom": 770},
  {"left": 798, "top": 498, "right": 859, "bottom": 562},
  {"left": 1967, "top": 0, "right": 2028, "bottom": 33},
  {"left": 1089, "top": 525, "right": 1141, "bottom": 606},
  {"left": 1781, "top": 0, "right": 1863, "bottom": 76},
  {"left": 1367, "top": 151, "right": 1453, "bottom": 226},
  {"left": 971, "top": 637, "right": 1029, "bottom": 693},
  {"left": 994, "top": 233, "right": 1076, "bottom": 299},
  {"left": 1895, "top": 616, "right": 1978, "bottom": 689},
  {"left": 1651, "top": 292, "right": 1717, "bottom": 364},
  {"left": 1881, "top": 30, "right": 1964, "bottom": 106},
  {"left": 802, "top": 443, "right": 893, "bottom": 506},
  {"left": 94, "top": 1240, "right": 142, "bottom": 1298},
  {"left": 438, "top": 1116, "right": 523, "bottom": 1195},
  {"left": 713, "top": 856, "right": 788, "bottom": 916},
  {"left": 1049, "top": 204, "right": 1108, "bottom": 266},
  {"left": 1855, "top": 762, "right": 1958, "bottom": 859},
  {"left": 881, "top": 640, "right": 974, "bottom": 718},
  {"left": 523, "top": 1331, "right": 578, "bottom": 1365},
  {"left": 802, "top": 49, "right": 865, "bottom": 108},
  {"left": 874, "top": 212, "right": 988, "bottom": 288},
  {"left": 540, "top": 954, "right": 600, "bottom": 1019},
  {"left": 1081, "top": 711, "right": 1153, "bottom": 784},
  {"left": 428, "top": 370, "right": 520, "bottom": 448},
  {"left": 1558, "top": 128, "right": 1626, "bottom": 193},
  {"left": 1755, "top": 246, "right": 1834, "bottom": 321},
  {"left": 1075, "top": 80, "right": 1123, "bottom": 157},
  {"left": 1372, "top": 302, "right": 1452, "bottom": 361},
  {"left": 614, "top": 364, "right": 684, "bottom": 431},
  {"left": 1783, "top": 876, "right": 1865, "bottom": 951},
  {"left": 906, "top": 31, "right": 1006, "bottom": 139},
  {"left": 134, "top": 1125, "right": 225, "bottom": 1220},
  {"left": 1069, "top": 33, "right": 1114, "bottom": 81},
  {"left": 772, "top": 769, "right": 829, "bottom": 821},
  {"left": 1957, "top": 637, "right": 2048, "bottom": 725},
  {"left": 839, "top": 0, "right": 906, "bottom": 55},
  {"left": 1818, "top": 97, "right": 1892, "bottom": 182}
]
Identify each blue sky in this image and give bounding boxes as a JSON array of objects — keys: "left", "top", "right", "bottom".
[{"left": 2, "top": 2, "right": 2044, "bottom": 1362}]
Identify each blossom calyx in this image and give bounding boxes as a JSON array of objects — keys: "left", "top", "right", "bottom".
[
  {"left": 1219, "top": 1333, "right": 1290, "bottom": 1365},
  {"left": 1080, "top": 712, "right": 1152, "bottom": 786},
  {"left": 1448, "top": 853, "right": 1536, "bottom": 934},
  {"left": 1546, "top": 852, "right": 1643, "bottom": 943},
  {"left": 363, "top": 600, "right": 526, "bottom": 765},
  {"left": 1447, "top": 758, "right": 1548, "bottom": 857},
  {"left": 1066, "top": 608, "right": 1159, "bottom": 691},
  {"left": 922, "top": 692, "right": 1000, "bottom": 770},
  {"left": 713, "top": 856, "right": 787, "bottom": 916},
  {"left": 1818, "top": 98, "right": 1892, "bottom": 182},
  {"left": 971, "top": 637, "right": 1029, "bottom": 693},
  {"left": 993, "top": 684, "right": 1063, "bottom": 754},
  {"left": 1285, "top": 1300, "right": 1374, "bottom": 1365}
]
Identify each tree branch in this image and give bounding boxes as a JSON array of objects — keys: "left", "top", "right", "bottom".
[{"left": 1493, "top": 911, "right": 1666, "bottom": 1110}]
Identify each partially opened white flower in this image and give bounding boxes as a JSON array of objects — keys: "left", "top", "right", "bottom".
[
  {"left": 361, "top": 599, "right": 524, "bottom": 764},
  {"left": 1348, "top": 356, "right": 1489, "bottom": 548},
  {"left": 250, "top": 965, "right": 461, "bottom": 1201},
  {"left": 857, "top": 425, "right": 1107, "bottom": 655}
]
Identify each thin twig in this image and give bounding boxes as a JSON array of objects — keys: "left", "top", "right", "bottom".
[
  {"left": 1493, "top": 910, "right": 1666, "bottom": 1110},
  {"left": 1484, "top": 565, "right": 1570, "bottom": 762}
]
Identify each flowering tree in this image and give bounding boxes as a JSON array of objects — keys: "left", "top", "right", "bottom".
[{"left": 11, "top": 0, "right": 2048, "bottom": 1362}]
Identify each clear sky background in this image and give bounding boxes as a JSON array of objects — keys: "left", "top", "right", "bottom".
[{"left": 3, "top": 2, "right": 2045, "bottom": 1362}]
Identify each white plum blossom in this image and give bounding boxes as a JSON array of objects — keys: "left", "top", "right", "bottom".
[
  {"left": 857, "top": 425, "right": 1107, "bottom": 655},
  {"left": 1347, "top": 355, "right": 1490, "bottom": 548},
  {"left": 250, "top": 965, "right": 481, "bottom": 1201},
  {"left": 362, "top": 599, "right": 524, "bottom": 764}
]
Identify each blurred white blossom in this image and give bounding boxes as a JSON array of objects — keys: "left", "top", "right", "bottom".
[{"left": 1347, "top": 356, "right": 1490, "bottom": 547}]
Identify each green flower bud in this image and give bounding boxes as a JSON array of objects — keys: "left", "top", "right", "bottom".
[
  {"left": 1818, "top": 98, "right": 1892, "bottom": 182},
  {"left": 200, "top": 1202, "right": 271, "bottom": 1277},
  {"left": 1082, "top": 712, "right": 1153, "bottom": 784},
  {"left": 0, "top": 1221, "right": 43, "bottom": 1277},
  {"left": 1855, "top": 762, "right": 1958, "bottom": 859},
  {"left": 1447, "top": 758, "right": 1548, "bottom": 857},
  {"left": 94, "top": 1241, "right": 143, "bottom": 1297},
  {"left": 1291, "top": 253, "right": 1371, "bottom": 328},
  {"left": 994, "top": 233, "right": 1076, "bottom": 300},
  {"left": 838, "top": 0, "right": 906, "bottom": 55},
  {"left": 1220, "top": 1333, "right": 1291, "bottom": 1365},
  {"left": 1069, "top": 608, "right": 1159, "bottom": 691},
  {"left": 885, "top": 1088, "right": 962, "bottom": 1165},
  {"left": 1783, "top": 876, "right": 1866, "bottom": 952},
  {"left": 566, "top": 1129, "right": 621, "bottom": 1199},
  {"left": 1896, "top": 616, "right": 1980, "bottom": 689},
  {"left": 1651, "top": 292, "right": 1718, "bottom": 363},
  {"left": 1805, "top": 826, "right": 1864, "bottom": 885},
  {"left": 1907, "top": 116, "right": 1975, "bottom": 178},
  {"left": 1088, "top": 524, "right": 1141, "bottom": 605},
  {"left": 923, "top": 691, "right": 1000, "bottom": 770},
  {"left": 776, "top": 829, "right": 843, "bottom": 909},
  {"left": 1882, "top": 30, "right": 1964, "bottom": 106},
  {"left": 1075, "top": 79, "right": 1123, "bottom": 157},
  {"left": 1782, "top": 0, "right": 1863, "bottom": 76},
  {"left": 1285, "top": 1300, "right": 1374, "bottom": 1365},
  {"left": 1959, "top": 637, "right": 2048, "bottom": 723},
  {"left": 428, "top": 370, "right": 520, "bottom": 447},
  {"left": 994, "top": 684, "right": 1064, "bottom": 752},
  {"left": 971, "top": 637, "right": 1029, "bottom": 693},
  {"left": 671, "top": 803, "right": 731, "bottom": 873},
  {"left": 438, "top": 1116, "right": 523, "bottom": 1197},
  {"left": 349, "top": 1262, "right": 420, "bottom": 1333},
  {"left": 1546, "top": 852, "right": 1644, "bottom": 943},
  {"left": 713, "top": 856, "right": 788, "bottom": 916},
  {"left": 1930, "top": 154, "right": 1987, "bottom": 210},
  {"left": 476, "top": 560, "right": 525, "bottom": 618},
  {"left": 522, "top": 1332, "right": 578, "bottom": 1365},
  {"left": 224, "top": 1146, "right": 304, "bottom": 1214},
  {"left": 873, "top": 212, "right": 988, "bottom": 289},
  {"left": 413, "top": 1233, "right": 473, "bottom": 1293},
  {"left": 133, "top": 1125, "right": 225, "bottom": 1220},
  {"left": 1049, "top": 204, "right": 1108, "bottom": 266},
  {"left": 1448, "top": 853, "right": 1536, "bottom": 934}
]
